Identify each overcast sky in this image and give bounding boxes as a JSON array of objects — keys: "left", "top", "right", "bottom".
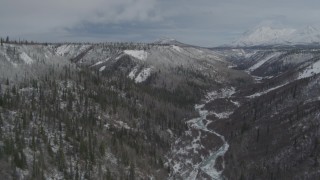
[{"left": 0, "top": 0, "right": 319, "bottom": 47}]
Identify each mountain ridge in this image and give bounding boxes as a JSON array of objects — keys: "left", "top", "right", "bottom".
[{"left": 232, "top": 25, "right": 320, "bottom": 47}]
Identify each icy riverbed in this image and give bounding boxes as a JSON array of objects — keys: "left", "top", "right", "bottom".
[{"left": 168, "top": 88, "right": 235, "bottom": 180}]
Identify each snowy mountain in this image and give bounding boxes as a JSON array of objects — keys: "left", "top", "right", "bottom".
[
  {"left": 293, "top": 25, "right": 320, "bottom": 44},
  {"left": 233, "top": 25, "right": 320, "bottom": 46},
  {"left": 153, "top": 38, "right": 187, "bottom": 46}
]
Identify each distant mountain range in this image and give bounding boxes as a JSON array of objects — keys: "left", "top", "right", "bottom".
[{"left": 232, "top": 25, "right": 320, "bottom": 46}]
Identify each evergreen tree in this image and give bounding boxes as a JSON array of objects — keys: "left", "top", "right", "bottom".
[{"left": 129, "top": 162, "right": 135, "bottom": 180}]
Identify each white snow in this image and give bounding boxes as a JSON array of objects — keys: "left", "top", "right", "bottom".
[
  {"left": 99, "top": 66, "right": 106, "bottom": 72},
  {"left": 196, "top": 49, "right": 203, "bottom": 53},
  {"left": 248, "top": 52, "right": 282, "bottom": 71},
  {"left": 154, "top": 38, "right": 178, "bottom": 44},
  {"left": 115, "top": 121, "right": 131, "bottom": 130},
  {"left": 172, "top": 45, "right": 183, "bottom": 52},
  {"left": 247, "top": 83, "right": 288, "bottom": 98},
  {"left": 128, "top": 66, "right": 139, "bottom": 79},
  {"left": 115, "top": 54, "right": 124, "bottom": 60},
  {"left": 234, "top": 26, "right": 296, "bottom": 46},
  {"left": 134, "top": 67, "right": 152, "bottom": 83},
  {"left": 56, "top": 44, "right": 90, "bottom": 57},
  {"left": 228, "top": 64, "right": 237, "bottom": 69},
  {"left": 213, "top": 112, "right": 233, "bottom": 119},
  {"left": 244, "top": 51, "right": 258, "bottom": 58},
  {"left": 167, "top": 129, "right": 174, "bottom": 137},
  {"left": 205, "top": 87, "right": 235, "bottom": 102},
  {"left": 124, "top": 50, "right": 148, "bottom": 61},
  {"left": 93, "top": 61, "right": 104, "bottom": 66},
  {"left": 127, "top": 66, "right": 153, "bottom": 83},
  {"left": 104, "top": 123, "right": 110, "bottom": 129},
  {"left": 56, "top": 45, "right": 72, "bottom": 56},
  {"left": 20, "top": 52, "right": 34, "bottom": 64},
  {"left": 230, "top": 100, "right": 240, "bottom": 107},
  {"left": 293, "top": 25, "right": 320, "bottom": 44},
  {"left": 91, "top": 58, "right": 110, "bottom": 67},
  {"left": 173, "top": 163, "right": 182, "bottom": 173},
  {"left": 298, "top": 60, "right": 320, "bottom": 79},
  {"left": 233, "top": 25, "right": 320, "bottom": 46}
]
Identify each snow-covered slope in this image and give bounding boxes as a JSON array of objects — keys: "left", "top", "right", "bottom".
[
  {"left": 298, "top": 59, "right": 320, "bottom": 79},
  {"left": 124, "top": 50, "right": 148, "bottom": 61},
  {"left": 0, "top": 43, "right": 63, "bottom": 66},
  {"left": 55, "top": 44, "right": 91, "bottom": 57},
  {"left": 19, "top": 52, "right": 34, "bottom": 64},
  {"left": 248, "top": 52, "right": 282, "bottom": 71},
  {"left": 53, "top": 42, "right": 250, "bottom": 86}
]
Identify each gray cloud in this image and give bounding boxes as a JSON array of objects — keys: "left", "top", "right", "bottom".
[{"left": 0, "top": 0, "right": 319, "bottom": 46}]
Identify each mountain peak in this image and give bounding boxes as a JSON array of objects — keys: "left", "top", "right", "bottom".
[
  {"left": 233, "top": 26, "right": 296, "bottom": 46},
  {"left": 153, "top": 37, "right": 185, "bottom": 46},
  {"left": 155, "top": 37, "right": 176, "bottom": 43},
  {"left": 232, "top": 24, "right": 320, "bottom": 47},
  {"left": 299, "top": 25, "right": 319, "bottom": 35}
]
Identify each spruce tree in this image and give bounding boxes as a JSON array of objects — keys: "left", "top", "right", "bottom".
[{"left": 129, "top": 162, "right": 135, "bottom": 180}]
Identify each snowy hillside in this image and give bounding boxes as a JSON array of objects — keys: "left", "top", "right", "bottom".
[
  {"left": 124, "top": 50, "right": 148, "bottom": 61},
  {"left": 3, "top": 40, "right": 320, "bottom": 179},
  {"left": 51, "top": 43, "right": 250, "bottom": 87}
]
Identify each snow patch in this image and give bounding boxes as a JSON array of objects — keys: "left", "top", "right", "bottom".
[
  {"left": 20, "top": 52, "right": 33, "bottom": 64},
  {"left": 213, "top": 112, "right": 233, "bottom": 119},
  {"left": 233, "top": 25, "right": 320, "bottom": 46},
  {"left": 172, "top": 45, "right": 182, "bottom": 52},
  {"left": 99, "top": 66, "right": 106, "bottom": 72},
  {"left": 298, "top": 60, "right": 320, "bottom": 79},
  {"left": 56, "top": 44, "right": 90, "bottom": 57},
  {"left": 93, "top": 61, "right": 104, "bottom": 66},
  {"left": 135, "top": 67, "right": 152, "bottom": 83},
  {"left": 196, "top": 49, "right": 203, "bottom": 53},
  {"left": 247, "top": 83, "right": 288, "bottom": 98},
  {"left": 244, "top": 51, "right": 258, "bottom": 58},
  {"left": 124, "top": 50, "right": 148, "bottom": 61},
  {"left": 115, "top": 121, "right": 131, "bottom": 130},
  {"left": 233, "top": 26, "right": 296, "bottom": 46},
  {"left": 228, "top": 64, "right": 237, "bottom": 69},
  {"left": 205, "top": 87, "right": 235, "bottom": 102},
  {"left": 56, "top": 45, "right": 72, "bottom": 56},
  {"left": 230, "top": 100, "right": 240, "bottom": 107},
  {"left": 92, "top": 58, "right": 110, "bottom": 67},
  {"left": 248, "top": 52, "right": 282, "bottom": 71},
  {"left": 128, "top": 66, "right": 139, "bottom": 80},
  {"left": 115, "top": 54, "right": 124, "bottom": 60}
]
